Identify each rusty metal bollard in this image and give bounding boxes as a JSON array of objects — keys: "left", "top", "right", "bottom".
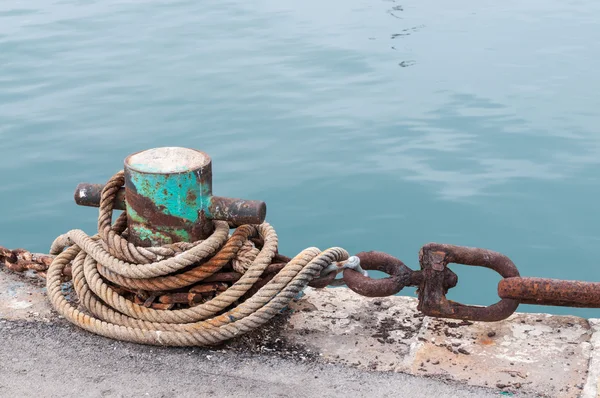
[{"left": 73, "top": 147, "right": 266, "bottom": 246}]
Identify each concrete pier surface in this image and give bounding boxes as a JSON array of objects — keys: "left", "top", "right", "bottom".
[{"left": 1, "top": 268, "right": 597, "bottom": 398}]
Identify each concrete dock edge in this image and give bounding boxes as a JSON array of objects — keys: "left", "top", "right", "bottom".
[
  {"left": 283, "top": 287, "right": 598, "bottom": 398},
  {"left": 1, "top": 269, "right": 598, "bottom": 397}
]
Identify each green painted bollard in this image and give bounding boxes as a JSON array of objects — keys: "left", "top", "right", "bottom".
[{"left": 73, "top": 147, "right": 267, "bottom": 247}]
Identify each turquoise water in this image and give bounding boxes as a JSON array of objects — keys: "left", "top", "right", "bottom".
[{"left": 1, "top": 1, "right": 600, "bottom": 318}]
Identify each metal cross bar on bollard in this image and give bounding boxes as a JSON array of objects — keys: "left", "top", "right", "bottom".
[{"left": 73, "top": 147, "right": 266, "bottom": 246}]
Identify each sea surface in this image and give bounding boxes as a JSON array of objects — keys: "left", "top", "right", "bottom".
[{"left": 1, "top": 0, "right": 600, "bottom": 318}]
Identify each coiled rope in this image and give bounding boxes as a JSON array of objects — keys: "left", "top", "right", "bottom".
[{"left": 46, "top": 171, "right": 349, "bottom": 346}]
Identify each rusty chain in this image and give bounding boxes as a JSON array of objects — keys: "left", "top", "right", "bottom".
[
  {"left": 2, "top": 239, "right": 599, "bottom": 322},
  {"left": 0, "top": 246, "right": 55, "bottom": 276}
]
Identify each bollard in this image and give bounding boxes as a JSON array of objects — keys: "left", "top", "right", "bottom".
[{"left": 74, "top": 147, "right": 266, "bottom": 246}]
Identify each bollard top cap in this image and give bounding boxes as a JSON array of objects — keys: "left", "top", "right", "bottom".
[{"left": 125, "top": 147, "right": 211, "bottom": 174}]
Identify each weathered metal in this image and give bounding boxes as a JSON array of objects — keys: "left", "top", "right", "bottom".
[
  {"left": 188, "top": 282, "right": 228, "bottom": 295},
  {"left": 0, "top": 246, "right": 55, "bottom": 273},
  {"left": 158, "top": 293, "right": 205, "bottom": 304},
  {"left": 74, "top": 183, "right": 126, "bottom": 209},
  {"left": 73, "top": 147, "right": 267, "bottom": 246},
  {"left": 202, "top": 272, "right": 243, "bottom": 283},
  {"left": 499, "top": 277, "right": 600, "bottom": 308},
  {"left": 417, "top": 243, "right": 519, "bottom": 322},
  {"left": 343, "top": 251, "right": 420, "bottom": 297},
  {"left": 209, "top": 195, "right": 266, "bottom": 226},
  {"left": 123, "top": 147, "right": 212, "bottom": 246},
  {"left": 308, "top": 272, "right": 339, "bottom": 288},
  {"left": 74, "top": 183, "right": 266, "bottom": 226}
]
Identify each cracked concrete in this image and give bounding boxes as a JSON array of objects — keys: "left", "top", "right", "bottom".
[
  {"left": 1, "top": 268, "right": 599, "bottom": 397},
  {"left": 283, "top": 287, "right": 598, "bottom": 397}
]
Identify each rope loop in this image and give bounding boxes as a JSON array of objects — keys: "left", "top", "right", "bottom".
[{"left": 47, "top": 171, "right": 348, "bottom": 346}]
